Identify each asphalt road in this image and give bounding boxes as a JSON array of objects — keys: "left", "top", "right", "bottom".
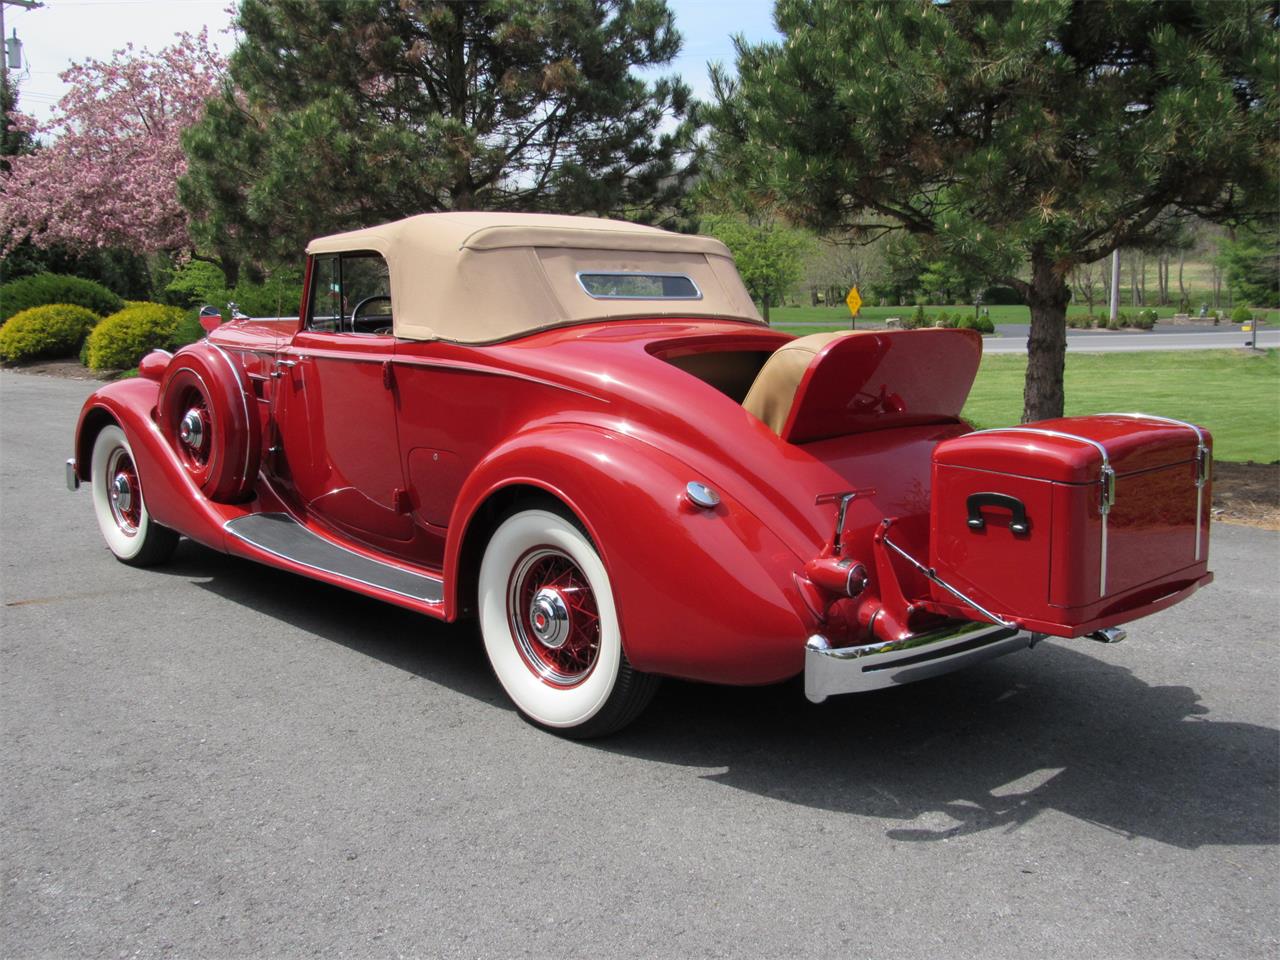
[
  {"left": 2, "top": 371, "right": 1277, "bottom": 960},
  {"left": 784, "top": 319, "right": 1280, "bottom": 353},
  {"left": 983, "top": 325, "right": 1280, "bottom": 354}
]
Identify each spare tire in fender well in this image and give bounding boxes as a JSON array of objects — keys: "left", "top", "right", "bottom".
[{"left": 157, "top": 342, "right": 261, "bottom": 503}]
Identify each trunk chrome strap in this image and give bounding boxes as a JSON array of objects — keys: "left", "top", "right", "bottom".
[
  {"left": 1103, "top": 413, "right": 1210, "bottom": 562},
  {"left": 965, "top": 427, "right": 1114, "bottom": 596}
]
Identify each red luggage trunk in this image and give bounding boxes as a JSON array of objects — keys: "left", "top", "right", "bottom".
[{"left": 928, "top": 415, "right": 1213, "bottom": 637}]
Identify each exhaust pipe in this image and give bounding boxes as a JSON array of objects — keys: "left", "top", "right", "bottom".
[{"left": 1087, "top": 627, "right": 1126, "bottom": 644}]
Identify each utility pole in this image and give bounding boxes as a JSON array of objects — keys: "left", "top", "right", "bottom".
[
  {"left": 1, "top": 0, "right": 41, "bottom": 163},
  {"left": 1108, "top": 248, "right": 1121, "bottom": 325},
  {"left": 2, "top": 1, "right": 43, "bottom": 86}
]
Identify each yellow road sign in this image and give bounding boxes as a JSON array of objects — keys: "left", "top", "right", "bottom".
[{"left": 845, "top": 285, "right": 862, "bottom": 318}]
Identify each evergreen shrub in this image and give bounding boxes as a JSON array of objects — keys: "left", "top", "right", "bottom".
[
  {"left": 85, "top": 303, "right": 185, "bottom": 372},
  {"left": 0, "top": 304, "right": 101, "bottom": 363},
  {"left": 0, "top": 273, "right": 122, "bottom": 323}
]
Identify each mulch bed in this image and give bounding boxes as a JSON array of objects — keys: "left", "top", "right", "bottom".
[
  {"left": 4, "top": 362, "right": 1278, "bottom": 529},
  {"left": 1212, "top": 461, "right": 1280, "bottom": 531},
  {"left": 3, "top": 357, "right": 103, "bottom": 380}
]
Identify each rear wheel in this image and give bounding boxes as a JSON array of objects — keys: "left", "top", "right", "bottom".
[
  {"left": 478, "top": 508, "right": 658, "bottom": 738},
  {"left": 90, "top": 425, "right": 178, "bottom": 566}
]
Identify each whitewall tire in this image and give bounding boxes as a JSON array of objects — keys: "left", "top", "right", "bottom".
[
  {"left": 90, "top": 424, "right": 179, "bottom": 567},
  {"left": 478, "top": 507, "right": 657, "bottom": 738}
]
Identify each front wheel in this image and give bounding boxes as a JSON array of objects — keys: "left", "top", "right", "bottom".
[
  {"left": 478, "top": 508, "right": 658, "bottom": 738},
  {"left": 89, "top": 424, "right": 179, "bottom": 566}
]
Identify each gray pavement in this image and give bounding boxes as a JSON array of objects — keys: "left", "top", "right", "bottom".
[
  {"left": 984, "top": 324, "right": 1280, "bottom": 354},
  {"left": 2, "top": 370, "right": 1277, "bottom": 960},
  {"left": 785, "top": 318, "right": 1279, "bottom": 353}
]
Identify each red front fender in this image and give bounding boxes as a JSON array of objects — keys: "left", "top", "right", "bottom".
[
  {"left": 73, "top": 379, "right": 242, "bottom": 552},
  {"left": 446, "top": 425, "right": 816, "bottom": 685}
]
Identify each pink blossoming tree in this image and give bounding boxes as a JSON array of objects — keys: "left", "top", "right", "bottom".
[{"left": 0, "top": 30, "right": 225, "bottom": 255}]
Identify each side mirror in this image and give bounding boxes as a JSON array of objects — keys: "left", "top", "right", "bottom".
[{"left": 198, "top": 304, "right": 223, "bottom": 334}]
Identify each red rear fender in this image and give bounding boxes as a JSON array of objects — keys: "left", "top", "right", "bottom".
[{"left": 447, "top": 425, "right": 816, "bottom": 685}]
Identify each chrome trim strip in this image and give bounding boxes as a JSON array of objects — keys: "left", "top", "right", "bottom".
[
  {"left": 1104, "top": 413, "right": 1210, "bottom": 561},
  {"left": 574, "top": 270, "right": 703, "bottom": 301},
  {"left": 223, "top": 515, "right": 444, "bottom": 605},
  {"left": 881, "top": 533, "right": 1016, "bottom": 629},
  {"left": 966, "top": 426, "right": 1113, "bottom": 595},
  {"left": 804, "top": 624, "right": 1043, "bottom": 701}
]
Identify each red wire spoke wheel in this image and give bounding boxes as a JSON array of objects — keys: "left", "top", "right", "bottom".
[
  {"left": 158, "top": 344, "right": 260, "bottom": 503},
  {"left": 508, "top": 548, "right": 602, "bottom": 686},
  {"left": 89, "top": 424, "right": 178, "bottom": 566},
  {"left": 478, "top": 507, "right": 658, "bottom": 738}
]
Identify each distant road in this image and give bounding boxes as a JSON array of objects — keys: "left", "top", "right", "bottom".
[
  {"left": 782, "top": 319, "right": 1278, "bottom": 353},
  {"left": 984, "top": 324, "right": 1279, "bottom": 354}
]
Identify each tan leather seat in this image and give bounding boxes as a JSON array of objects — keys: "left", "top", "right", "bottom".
[{"left": 742, "top": 332, "right": 864, "bottom": 434}]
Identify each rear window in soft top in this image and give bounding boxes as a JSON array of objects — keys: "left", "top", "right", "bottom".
[{"left": 576, "top": 272, "right": 702, "bottom": 300}]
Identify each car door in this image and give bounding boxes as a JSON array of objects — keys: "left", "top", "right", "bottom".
[{"left": 270, "top": 251, "right": 413, "bottom": 542}]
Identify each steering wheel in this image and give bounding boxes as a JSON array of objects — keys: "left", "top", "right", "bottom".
[{"left": 350, "top": 295, "right": 393, "bottom": 331}]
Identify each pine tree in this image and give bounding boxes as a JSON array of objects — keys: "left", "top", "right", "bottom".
[
  {"left": 709, "top": 0, "right": 1278, "bottom": 420},
  {"left": 181, "top": 0, "right": 702, "bottom": 272},
  {"left": 1, "top": 83, "right": 34, "bottom": 175}
]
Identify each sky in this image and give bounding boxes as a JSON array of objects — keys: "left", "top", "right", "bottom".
[{"left": 4, "top": 0, "right": 784, "bottom": 123}]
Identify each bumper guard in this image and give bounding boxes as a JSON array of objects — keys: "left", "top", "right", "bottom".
[{"left": 805, "top": 622, "right": 1045, "bottom": 702}]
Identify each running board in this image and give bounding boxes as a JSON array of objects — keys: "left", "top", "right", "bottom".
[{"left": 224, "top": 513, "right": 444, "bottom": 604}]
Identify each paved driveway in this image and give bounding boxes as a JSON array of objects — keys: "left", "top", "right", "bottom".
[
  {"left": 2, "top": 371, "right": 1277, "bottom": 960},
  {"left": 984, "top": 324, "right": 1280, "bottom": 354}
]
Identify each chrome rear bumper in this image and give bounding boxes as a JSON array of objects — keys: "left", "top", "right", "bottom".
[
  {"left": 804, "top": 622, "right": 1046, "bottom": 702},
  {"left": 65, "top": 458, "right": 79, "bottom": 491}
]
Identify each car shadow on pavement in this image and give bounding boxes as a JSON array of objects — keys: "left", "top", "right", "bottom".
[
  {"left": 157, "top": 540, "right": 504, "bottom": 705},
  {"left": 611, "top": 657, "right": 1279, "bottom": 851},
  {"left": 163, "top": 541, "right": 1277, "bottom": 852}
]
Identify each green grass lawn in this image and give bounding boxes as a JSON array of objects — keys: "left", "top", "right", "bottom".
[
  {"left": 961, "top": 349, "right": 1279, "bottom": 463},
  {"left": 769, "top": 302, "right": 1279, "bottom": 333}
]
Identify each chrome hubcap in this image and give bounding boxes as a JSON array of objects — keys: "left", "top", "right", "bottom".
[
  {"left": 508, "top": 548, "right": 601, "bottom": 687},
  {"left": 104, "top": 447, "right": 141, "bottom": 536},
  {"left": 178, "top": 408, "right": 205, "bottom": 450},
  {"left": 529, "top": 588, "right": 571, "bottom": 650},
  {"left": 110, "top": 472, "right": 134, "bottom": 513}
]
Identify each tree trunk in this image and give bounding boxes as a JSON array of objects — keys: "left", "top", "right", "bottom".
[
  {"left": 1178, "top": 251, "right": 1187, "bottom": 311},
  {"left": 761, "top": 298, "right": 771, "bottom": 324},
  {"left": 1021, "top": 255, "right": 1071, "bottom": 423},
  {"left": 193, "top": 251, "right": 236, "bottom": 288},
  {"left": 222, "top": 258, "right": 240, "bottom": 288}
]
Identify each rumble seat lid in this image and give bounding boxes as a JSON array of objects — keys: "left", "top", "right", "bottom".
[{"left": 743, "top": 328, "right": 983, "bottom": 444}]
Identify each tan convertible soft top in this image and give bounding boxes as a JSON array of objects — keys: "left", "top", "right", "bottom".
[{"left": 306, "top": 212, "right": 764, "bottom": 343}]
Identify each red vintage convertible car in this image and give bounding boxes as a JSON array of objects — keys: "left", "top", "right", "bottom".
[{"left": 67, "top": 213, "right": 1214, "bottom": 736}]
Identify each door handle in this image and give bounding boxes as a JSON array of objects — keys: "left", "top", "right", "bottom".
[
  {"left": 966, "top": 492, "right": 1030, "bottom": 535},
  {"left": 270, "top": 359, "right": 298, "bottom": 379}
]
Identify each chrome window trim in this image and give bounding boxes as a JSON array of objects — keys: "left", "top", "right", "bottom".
[{"left": 574, "top": 271, "right": 703, "bottom": 301}]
